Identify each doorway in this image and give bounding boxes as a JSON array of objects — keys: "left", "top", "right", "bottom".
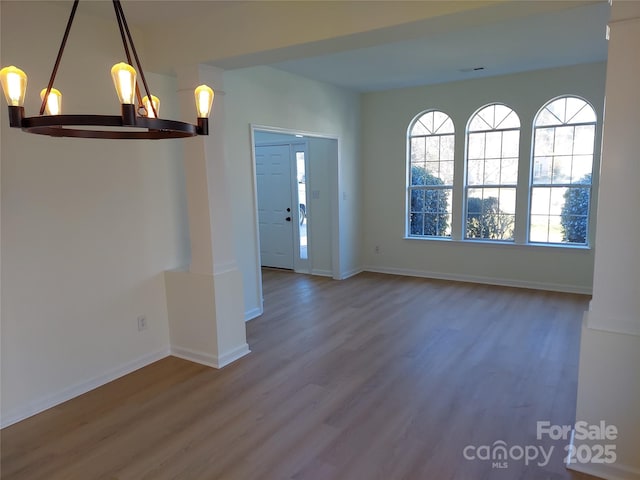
[
  {"left": 250, "top": 126, "right": 340, "bottom": 318},
  {"left": 254, "top": 131, "right": 309, "bottom": 272}
]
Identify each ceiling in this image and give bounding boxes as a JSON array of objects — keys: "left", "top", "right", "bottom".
[
  {"left": 76, "top": 0, "right": 610, "bottom": 93},
  {"left": 272, "top": 2, "right": 610, "bottom": 92}
]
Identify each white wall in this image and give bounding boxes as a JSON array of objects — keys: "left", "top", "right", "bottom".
[
  {"left": 223, "top": 66, "right": 361, "bottom": 318},
  {"left": 361, "top": 63, "right": 607, "bottom": 293},
  {"left": 1, "top": 1, "right": 189, "bottom": 426}
]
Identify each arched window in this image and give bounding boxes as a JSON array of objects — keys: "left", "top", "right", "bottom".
[
  {"left": 530, "top": 96, "right": 596, "bottom": 244},
  {"left": 465, "top": 104, "right": 520, "bottom": 241},
  {"left": 407, "top": 110, "right": 454, "bottom": 237}
]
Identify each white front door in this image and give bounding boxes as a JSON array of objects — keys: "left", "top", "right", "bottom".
[{"left": 256, "top": 144, "right": 295, "bottom": 269}]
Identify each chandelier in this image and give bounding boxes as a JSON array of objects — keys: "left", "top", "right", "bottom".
[{"left": 0, "top": 0, "right": 213, "bottom": 139}]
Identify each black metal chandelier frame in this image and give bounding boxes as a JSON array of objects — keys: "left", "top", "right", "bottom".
[{"left": 7, "top": 0, "right": 208, "bottom": 139}]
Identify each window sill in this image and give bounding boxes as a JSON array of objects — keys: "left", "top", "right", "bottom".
[{"left": 403, "top": 236, "right": 592, "bottom": 252}]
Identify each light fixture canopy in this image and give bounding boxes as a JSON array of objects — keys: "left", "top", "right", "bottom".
[{"left": 0, "top": 0, "right": 213, "bottom": 140}]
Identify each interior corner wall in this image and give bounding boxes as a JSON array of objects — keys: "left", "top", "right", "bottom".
[
  {"left": 0, "top": 1, "right": 189, "bottom": 426},
  {"left": 223, "top": 66, "right": 361, "bottom": 318},
  {"left": 360, "top": 62, "right": 607, "bottom": 293}
]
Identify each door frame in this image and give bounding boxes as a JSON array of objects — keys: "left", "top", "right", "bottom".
[{"left": 249, "top": 124, "right": 341, "bottom": 314}]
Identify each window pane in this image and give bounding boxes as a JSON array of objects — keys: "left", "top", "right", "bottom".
[
  {"left": 502, "top": 130, "right": 520, "bottom": 158},
  {"left": 433, "top": 111, "right": 452, "bottom": 133},
  {"left": 571, "top": 157, "right": 593, "bottom": 184},
  {"left": 465, "top": 187, "right": 514, "bottom": 241},
  {"left": 483, "top": 159, "right": 501, "bottom": 185},
  {"left": 531, "top": 187, "right": 551, "bottom": 215},
  {"left": 530, "top": 215, "right": 550, "bottom": 243},
  {"left": 551, "top": 156, "right": 572, "bottom": 184},
  {"left": 485, "top": 131, "right": 502, "bottom": 158},
  {"left": 468, "top": 133, "right": 485, "bottom": 159},
  {"left": 566, "top": 98, "right": 596, "bottom": 123},
  {"left": 532, "top": 156, "right": 552, "bottom": 184},
  {"left": 440, "top": 161, "right": 454, "bottom": 185},
  {"left": 410, "top": 212, "right": 424, "bottom": 235},
  {"left": 425, "top": 136, "right": 440, "bottom": 161},
  {"left": 426, "top": 161, "right": 440, "bottom": 179},
  {"left": 410, "top": 188, "right": 424, "bottom": 211},
  {"left": 535, "top": 128, "right": 554, "bottom": 156},
  {"left": 501, "top": 158, "right": 518, "bottom": 184},
  {"left": 409, "top": 188, "right": 451, "bottom": 237},
  {"left": 554, "top": 126, "right": 574, "bottom": 155},
  {"left": 411, "top": 164, "right": 426, "bottom": 186},
  {"left": 440, "top": 135, "right": 455, "bottom": 160},
  {"left": 549, "top": 187, "right": 567, "bottom": 215},
  {"left": 573, "top": 125, "right": 595, "bottom": 155},
  {"left": 546, "top": 98, "right": 567, "bottom": 124},
  {"left": 411, "top": 137, "right": 425, "bottom": 162},
  {"left": 467, "top": 160, "right": 483, "bottom": 185},
  {"left": 547, "top": 215, "right": 564, "bottom": 243},
  {"left": 411, "top": 120, "right": 429, "bottom": 136},
  {"left": 499, "top": 188, "right": 516, "bottom": 215}
]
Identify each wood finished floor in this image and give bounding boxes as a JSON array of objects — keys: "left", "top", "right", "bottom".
[{"left": 1, "top": 270, "right": 602, "bottom": 480}]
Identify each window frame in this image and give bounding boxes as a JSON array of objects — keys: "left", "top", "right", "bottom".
[
  {"left": 528, "top": 95, "right": 597, "bottom": 246},
  {"left": 463, "top": 103, "right": 521, "bottom": 242},
  {"left": 406, "top": 110, "right": 455, "bottom": 239}
]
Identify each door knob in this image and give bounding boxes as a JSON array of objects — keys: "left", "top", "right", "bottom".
[{"left": 286, "top": 216, "right": 291, "bottom": 222}]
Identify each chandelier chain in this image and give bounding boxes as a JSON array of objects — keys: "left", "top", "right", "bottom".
[{"left": 40, "top": 0, "right": 80, "bottom": 116}]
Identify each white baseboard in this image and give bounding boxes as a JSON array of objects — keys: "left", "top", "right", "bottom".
[
  {"left": 362, "top": 265, "right": 592, "bottom": 295},
  {"left": 566, "top": 430, "right": 640, "bottom": 480},
  {"left": 244, "top": 307, "right": 263, "bottom": 322},
  {"left": 170, "top": 343, "right": 250, "bottom": 369},
  {"left": 311, "top": 269, "right": 333, "bottom": 277},
  {"left": 217, "top": 343, "right": 251, "bottom": 368},
  {"left": 336, "top": 267, "right": 363, "bottom": 280},
  {"left": 0, "top": 347, "right": 170, "bottom": 429}
]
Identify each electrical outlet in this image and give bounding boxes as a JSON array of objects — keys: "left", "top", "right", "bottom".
[
  {"left": 374, "top": 245, "right": 380, "bottom": 254},
  {"left": 137, "top": 315, "right": 148, "bottom": 332}
]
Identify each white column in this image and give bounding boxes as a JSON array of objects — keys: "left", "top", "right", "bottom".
[
  {"left": 165, "top": 64, "right": 249, "bottom": 368},
  {"left": 571, "top": 3, "right": 640, "bottom": 479}
]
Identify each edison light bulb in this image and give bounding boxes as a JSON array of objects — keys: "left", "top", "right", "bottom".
[
  {"left": 111, "top": 62, "right": 136, "bottom": 104},
  {"left": 194, "top": 85, "right": 214, "bottom": 118},
  {"left": 40, "top": 88, "right": 62, "bottom": 115},
  {"left": 0, "top": 66, "right": 28, "bottom": 107},
  {"left": 142, "top": 95, "right": 160, "bottom": 118}
]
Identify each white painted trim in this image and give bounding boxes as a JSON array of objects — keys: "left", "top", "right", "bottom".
[
  {"left": 362, "top": 265, "right": 592, "bottom": 295},
  {"left": 248, "top": 125, "right": 265, "bottom": 337},
  {"left": 583, "top": 311, "right": 640, "bottom": 337},
  {"left": 170, "top": 343, "right": 250, "bottom": 369},
  {"left": 311, "top": 269, "right": 333, "bottom": 277},
  {"left": 0, "top": 347, "right": 170, "bottom": 428},
  {"left": 566, "top": 429, "right": 640, "bottom": 480},
  {"left": 336, "top": 267, "right": 363, "bottom": 280},
  {"left": 217, "top": 343, "right": 251, "bottom": 368},
  {"left": 171, "top": 346, "right": 219, "bottom": 368},
  {"left": 245, "top": 306, "right": 263, "bottom": 322}
]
